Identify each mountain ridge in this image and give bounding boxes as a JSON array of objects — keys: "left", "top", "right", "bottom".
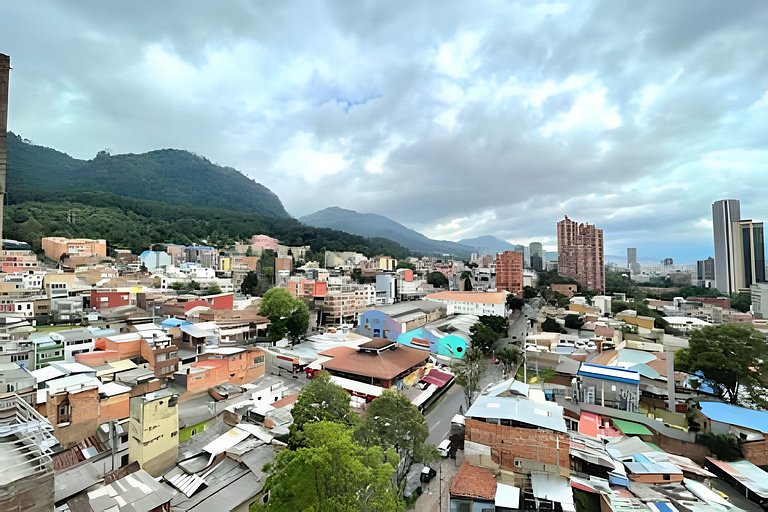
[
  {"left": 300, "top": 206, "right": 474, "bottom": 258},
  {"left": 7, "top": 133, "right": 290, "bottom": 218}
]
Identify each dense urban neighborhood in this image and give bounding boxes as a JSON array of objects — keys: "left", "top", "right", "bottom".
[{"left": 3, "top": 5, "right": 768, "bottom": 510}]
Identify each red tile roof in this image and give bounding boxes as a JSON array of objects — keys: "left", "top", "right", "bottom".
[
  {"left": 321, "top": 344, "right": 429, "bottom": 381},
  {"left": 449, "top": 462, "right": 497, "bottom": 500}
]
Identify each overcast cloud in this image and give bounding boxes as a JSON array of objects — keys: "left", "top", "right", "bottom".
[{"left": 2, "top": 0, "right": 768, "bottom": 263}]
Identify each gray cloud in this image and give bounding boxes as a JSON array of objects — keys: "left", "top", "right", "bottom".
[{"left": 2, "top": 0, "right": 768, "bottom": 263}]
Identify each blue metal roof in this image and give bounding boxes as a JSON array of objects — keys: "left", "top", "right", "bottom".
[
  {"left": 700, "top": 401, "right": 768, "bottom": 434},
  {"left": 160, "top": 318, "right": 192, "bottom": 328},
  {"left": 578, "top": 363, "right": 640, "bottom": 385}
]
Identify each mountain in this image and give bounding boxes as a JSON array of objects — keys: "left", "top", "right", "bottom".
[
  {"left": 7, "top": 133, "right": 290, "bottom": 218},
  {"left": 458, "top": 235, "right": 519, "bottom": 255},
  {"left": 4, "top": 134, "right": 412, "bottom": 258},
  {"left": 300, "top": 207, "right": 474, "bottom": 258}
]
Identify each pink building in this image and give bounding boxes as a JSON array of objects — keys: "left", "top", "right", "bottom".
[
  {"left": 250, "top": 234, "right": 279, "bottom": 253},
  {"left": 41, "top": 237, "right": 107, "bottom": 261},
  {"left": 557, "top": 216, "right": 605, "bottom": 293}
]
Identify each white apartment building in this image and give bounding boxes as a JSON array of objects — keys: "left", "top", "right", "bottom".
[{"left": 425, "top": 291, "right": 507, "bottom": 317}]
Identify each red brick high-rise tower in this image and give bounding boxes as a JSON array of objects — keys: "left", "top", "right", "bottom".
[
  {"left": 495, "top": 250, "right": 523, "bottom": 296},
  {"left": 557, "top": 216, "right": 605, "bottom": 293}
]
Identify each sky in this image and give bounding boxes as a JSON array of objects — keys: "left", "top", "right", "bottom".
[{"left": 2, "top": 1, "right": 768, "bottom": 264}]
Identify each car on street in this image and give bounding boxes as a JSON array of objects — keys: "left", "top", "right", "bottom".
[
  {"left": 420, "top": 466, "right": 437, "bottom": 483},
  {"left": 437, "top": 438, "right": 451, "bottom": 457},
  {"left": 208, "top": 383, "right": 245, "bottom": 401}
]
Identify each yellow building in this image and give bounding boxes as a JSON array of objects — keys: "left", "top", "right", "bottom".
[
  {"left": 128, "top": 391, "right": 179, "bottom": 476},
  {"left": 218, "top": 255, "right": 232, "bottom": 272}
]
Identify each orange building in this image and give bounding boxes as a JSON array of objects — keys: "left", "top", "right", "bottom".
[
  {"left": 41, "top": 237, "right": 107, "bottom": 262},
  {"left": 495, "top": 250, "right": 523, "bottom": 296}
]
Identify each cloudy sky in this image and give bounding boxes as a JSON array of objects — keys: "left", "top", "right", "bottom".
[{"left": 3, "top": 1, "right": 768, "bottom": 263}]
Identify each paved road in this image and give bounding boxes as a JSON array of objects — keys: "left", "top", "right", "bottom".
[{"left": 425, "top": 382, "right": 465, "bottom": 445}]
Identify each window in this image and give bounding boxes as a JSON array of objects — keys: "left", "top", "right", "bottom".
[{"left": 58, "top": 401, "right": 72, "bottom": 423}]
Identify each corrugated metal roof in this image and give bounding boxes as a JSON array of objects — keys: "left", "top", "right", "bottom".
[
  {"left": 465, "top": 395, "right": 567, "bottom": 432},
  {"left": 700, "top": 401, "right": 768, "bottom": 434},
  {"left": 578, "top": 363, "right": 640, "bottom": 384},
  {"left": 530, "top": 473, "right": 575, "bottom": 511}
]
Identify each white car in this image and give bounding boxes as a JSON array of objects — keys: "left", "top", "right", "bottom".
[{"left": 437, "top": 439, "right": 451, "bottom": 457}]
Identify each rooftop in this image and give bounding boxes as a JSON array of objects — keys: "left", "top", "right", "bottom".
[
  {"left": 578, "top": 363, "right": 640, "bottom": 384},
  {"left": 699, "top": 401, "right": 768, "bottom": 434},
  {"left": 88, "top": 469, "right": 174, "bottom": 511},
  {"left": 449, "top": 462, "right": 497, "bottom": 501},
  {"left": 465, "top": 394, "right": 567, "bottom": 433},
  {"left": 426, "top": 291, "right": 507, "bottom": 304},
  {"left": 321, "top": 343, "right": 429, "bottom": 381}
]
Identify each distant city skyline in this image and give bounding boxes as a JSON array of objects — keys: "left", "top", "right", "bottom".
[{"left": 2, "top": 2, "right": 768, "bottom": 263}]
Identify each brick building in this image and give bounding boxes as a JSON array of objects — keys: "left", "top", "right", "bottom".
[
  {"left": 495, "top": 250, "right": 523, "bottom": 296},
  {"left": 41, "top": 236, "right": 107, "bottom": 262},
  {"left": 557, "top": 215, "right": 605, "bottom": 293}
]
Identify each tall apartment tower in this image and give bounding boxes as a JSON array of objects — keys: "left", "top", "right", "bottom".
[
  {"left": 627, "top": 247, "right": 640, "bottom": 274},
  {"left": 712, "top": 199, "right": 741, "bottom": 294},
  {"left": 495, "top": 250, "right": 524, "bottom": 296},
  {"left": 712, "top": 199, "right": 766, "bottom": 294},
  {"left": 529, "top": 242, "right": 544, "bottom": 271},
  {"left": 557, "top": 216, "right": 605, "bottom": 292},
  {"left": 0, "top": 54, "right": 10, "bottom": 244}
]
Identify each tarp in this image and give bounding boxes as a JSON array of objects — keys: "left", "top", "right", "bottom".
[
  {"left": 531, "top": 473, "right": 575, "bottom": 512},
  {"left": 421, "top": 369, "right": 454, "bottom": 387},
  {"left": 612, "top": 418, "right": 653, "bottom": 436}
]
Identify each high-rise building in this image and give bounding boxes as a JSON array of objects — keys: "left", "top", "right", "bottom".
[
  {"left": 0, "top": 54, "right": 10, "bottom": 244},
  {"left": 712, "top": 199, "right": 765, "bottom": 294},
  {"left": 627, "top": 247, "right": 640, "bottom": 274},
  {"left": 495, "top": 250, "right": 523, "bottom": 296},
  {"left": 557, "top": 216, "right": 605, "bottom": 292},
  {"left": 697, "top": 257, "right": 715, "bottom": 287},
  {"left": 529, "top": 242, "right": 544, "bottom": 271}
]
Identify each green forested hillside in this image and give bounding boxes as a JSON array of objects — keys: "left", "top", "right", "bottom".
[
  {"left": 4, "top": 191, "right": 410, "bottom": 258},
  {"left": 4, "top": 134, "right": 410, "bottom": 258},
  {"left": 7, "top": 133, "right": 289, "bottom": 217}
]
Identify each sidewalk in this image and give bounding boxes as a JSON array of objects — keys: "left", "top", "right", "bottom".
[{"left": 414, "top": 452, "right": 464, "bottom": 512}]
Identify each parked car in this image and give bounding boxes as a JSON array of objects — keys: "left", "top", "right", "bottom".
[
  {"left": 208, "top": 383, "right": 245, "bottom": 401},
  {"left": 437, "top": 439, "right": 451, "bottom": 458},
  {"left": 420, "top": 466, "right": 437, "bottom": 483}
]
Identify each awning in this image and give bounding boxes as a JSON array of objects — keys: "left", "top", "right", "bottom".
[
  {"left": 569, "top": 476, "right": 600, "bottom": 494},
  {"left": 495, "top": 483, "right": 520, "bottom": 508},
  {"left": 421, "top": 369, "right": 454, "bottom": 388},
  {"left": 612, "top": 418, "right": 653, "bottom": 436},
  {"left": 648, "top": 502, "right": 679, "bottom": 512}
]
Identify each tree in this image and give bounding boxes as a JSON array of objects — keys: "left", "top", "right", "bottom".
[
  {"left": 290, "top": 372, "right": 357, "bottom": 443},
  {"left": 695, "top": 432, "right": 743, "bottom": 461},
  {"left": 240, "top": 271, "right": 259, "bottom": 296},
  {"left": 356, "top": 389, "right": 436, "bottom": 496},
  {"left": 541, "top": 289, "right": 570, "bottom": 308},
  {"left": 285, "top": 300, "right": 310, "bottom": 345},
  {"left": 396, "top": 260, "right": 415, "bottom": 271},
  {"left": 470, "top": 323, "right": 501, "bottom": 353},
  {"left": 462, "top": 277, "right": 473, "bottom": 291},
  {"left": 522, "top": 286, "right": 538, "bottom": 300},
  {"left": 262, "top": 421, "right": 403, "bottom": 512},
  {"left": 453, "top": 347, "right": 487, "bottom": 409},
  {"left": 563, "top": 314, "right": 584, "bottom": 330},
  {"left": 541, "top": 317, "right": 561, "bottom": 333},
  {"left": 426, "top": 271, "right": 448, "bottom": 289},
  {"left": 202, "top": 283, "right": 221, "bottom": 295},
  {"left": 675, "top": 324, "right": 768, "bottom": 407},
  {"left": 731, "top": 291, "right": 752, "bottom": 313},
  {"left": 260, "top": 287, "right": 302, "bottom": 343},
  {"left": 477, "top": 315, "right": 507, "bottom": 336},
  {"left": 506, "top": 295, "right": 524, "bottom": 311},
  {"left": 495, "top": 344, "right": 521, "bottom": 376},
  {"left": 245, "top": 245, "right": 255, "bottom": 257}
]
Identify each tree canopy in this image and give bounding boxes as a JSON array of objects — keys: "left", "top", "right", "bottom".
[
  {"left": 453, "top": 347, "right": 487, "bottom": 410},
  {"left": 425, "top": 271, "right": 448, "bottom": 289},
  {"left": 731, "top": 291, "right": 752, "bottom": 313},
  {"left": 290, "top": 372, "right": 357, "bottom": 444},
  {"left": 541, "top": 317, "right": 562, "bottom": 333},
  {"left": 495, "top": 344, "right": 521, "bottom": 376},
  {"left": 240, "top": 271, "right": 259, "bottom": 296},
  {"left": 259, "top": 288, "right": 309, "bottom": 343},
  {"left": 675, "top": 324, "right": 768, "bottom": 408},
  {"left": 355, "top": 389, "right": 436, "bottom": 496},
  {"left": 506, "top": 295, "right": 524, "bottom": 311},
  {"left": 262, "top": 421, "right": 402, "bottom": 512},
  {"left": 470, "top": 323, "right": 502, "bottom": 353}
]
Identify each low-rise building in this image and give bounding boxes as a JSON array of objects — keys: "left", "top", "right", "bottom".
[
  {"left": 358, "top": 300, "right": 446, "bottom": 340},
  {"left": 574, "top": 363, "right": 640, "bottom": 412},
  {"left": 425, "top": 291, "right": 507, "bottom": 316},
  {"left": 128, "top": 391, "right": 179, "bottom": 476},
  {"left": 41, "top": 236, "right": 107, "bottom": 262}
]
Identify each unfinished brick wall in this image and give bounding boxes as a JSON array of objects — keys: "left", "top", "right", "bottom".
[
  {"left": 47, "top": 388, "right": 100, "bottom": 447},
  {"left": 464, "top": 419, "right": 570, "bottom": 472},
  {"left": 742, "top": 438, "right": 768, "bottom": 467}
]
